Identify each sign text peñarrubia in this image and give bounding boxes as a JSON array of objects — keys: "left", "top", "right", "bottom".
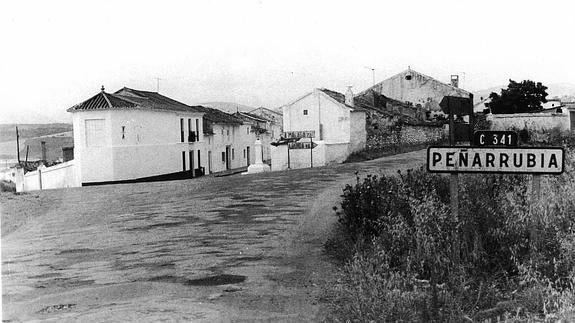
[{"left": 427, "top": 146, "right": 564, "bottom": 175}]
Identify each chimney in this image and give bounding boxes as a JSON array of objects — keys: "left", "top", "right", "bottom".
[
  {"left": 41, "top": 141, "right": 47, "bottom": 162},
  {"left": 450, "top": 75, "right": 459, "bottom": 88},
  {"left": 345, "top": 86, "right": 354, "bottom": 107}
]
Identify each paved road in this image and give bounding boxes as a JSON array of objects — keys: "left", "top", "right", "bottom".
[{"left": 2, "top": 150, "right": 426, "bottom": 322}]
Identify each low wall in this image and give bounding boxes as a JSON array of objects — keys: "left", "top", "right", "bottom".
[
  {"left": 17, "top": 160, "right": 81, "bottom": 192},
  {"left": 367, "top": 124, "right": 446, "bottom": 149},
  {"left": 488, "top": 113, "right": 570, "bottom": 133},
  {"left": 270, "top": 141, "right": 350, "bottom": 171}
]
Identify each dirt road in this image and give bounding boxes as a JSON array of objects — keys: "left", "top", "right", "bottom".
[{"left": 2, "top": 150, "right": 426, "bottom": 322}]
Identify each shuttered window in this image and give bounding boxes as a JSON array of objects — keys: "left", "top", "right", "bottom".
[{"left": 85, "top": 119, "right": 105, "bottom": 147}]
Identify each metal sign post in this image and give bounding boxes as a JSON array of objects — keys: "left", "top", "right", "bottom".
[
  {"left": 282, "top": 131, "right": 317, "bottom": 169},
  {"left": 310, "top": 137, "right": 313, "bottom": 168}
]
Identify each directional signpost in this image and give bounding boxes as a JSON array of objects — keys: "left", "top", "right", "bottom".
[
  {"left": 427, "top": 129, "right": 565, "bottom": 259},
  {"left": 288, "top": 141, "right": 318, "bottom": 150},
  {"left": 282, "top": 130, "right": 316, "bottom": 168}
]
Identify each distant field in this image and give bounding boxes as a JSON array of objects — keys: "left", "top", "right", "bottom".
[{"left": 0, "top": 123, "right": 73, "bottom": 143}]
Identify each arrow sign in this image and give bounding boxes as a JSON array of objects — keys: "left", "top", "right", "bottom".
[
  {"left": 288, "top": 141, "right": 318, "bottom": 149},
  {"left": 439, "top": 96, "right": 473, "bottom": 115}
]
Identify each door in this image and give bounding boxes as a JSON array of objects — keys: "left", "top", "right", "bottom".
[
  {"left": 571, "top": 111, "right": 575, "bottom": 133},
  {"left": 197, "top": 150, "right": 201, "bottom": 175},
  {"left": 208, "top": 151, "right": 212, "bottom": 174},
  {"left": 225, "top": 146, "right": 231, "bottom": 170},
  {"left": 246, "top": 146, "right": 250, "bottom": 166},
  {"left": 189, "top": 150, "right": 194, "bottom": 177}
]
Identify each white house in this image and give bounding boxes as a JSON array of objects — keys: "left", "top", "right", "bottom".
[
  {"left": 197, "top": 106, "right": 260, "bottom": 174},
  {"left": 68, "top": 87, "right": 205, "bottom": 185},
  {"left": 271, "top": 87, "right": 366, "bottom": 170}
]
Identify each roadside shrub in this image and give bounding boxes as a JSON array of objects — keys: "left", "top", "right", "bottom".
[
  {"left": 0, "top": 180, "right": 16, "bottom": 192},
  {"left": 325, "top": 149, "right": 575, "bottom": 321}
]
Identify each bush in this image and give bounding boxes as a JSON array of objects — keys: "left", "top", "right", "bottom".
[
  {"left": 325, "top": 150, "right": 575, "bottom": 321},
  {"left": 0, "top": 180, "right": 16, "bottom": 192}
]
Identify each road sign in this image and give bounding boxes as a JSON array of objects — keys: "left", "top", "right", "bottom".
[
  {"left": 281, "top": 131, "right": 315, "bottom": 139},
  {"left": 288, "top": 141, "right": 318, "bottom": 149},
  {"left": 439, "top": 96, "right": 473, "bottom": 115},
  {"left": 427, "top": 146, "right": 564, "bottom": 174},
  {"left": 473, "top": 131, "right": 518, "bottom": 147}
]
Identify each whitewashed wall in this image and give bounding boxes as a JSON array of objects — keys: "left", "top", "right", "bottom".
[
  {"left": 349, "top": 111, "right": 367, "bottom": 153},
  {"left": 72, "top": 109, "right": 203, "bottom": 184},
  {"left": 283, "top": 90, "right": 352, "bottom": 144},
  {"left": 16, "top": 160, "right": 80, "bottom": 192},
  {"left": 270, "top": 141, "right": 350, "bottom": 171},
  {"left": 488, "top": 113, "right": 570, "bottom": 133}
]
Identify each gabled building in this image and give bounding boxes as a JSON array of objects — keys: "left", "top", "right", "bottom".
[
  {"left": 358, "top": 69, "right": 473, "bottom": 114},
  {"left": 272, "top": 87, "right": 366, "bottom": 170},
  {"left": 67, "top": 87, "right": 204, "bottom": 185}
]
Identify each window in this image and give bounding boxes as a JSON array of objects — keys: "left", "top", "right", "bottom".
[
  {"left": 85, "top": 119, "right": 105, "bottom": 147},
  {"left": 195, "top": 119, "right": 200, "bottom": 141},
  {"left": 121, "top": 126, "right": 125, "bottom": 139},
  {"left": 232, "top": 148, "right": 235, "bottom": 160},
  {"left": 247, "top": 126, "right": 250, "bottom": 134},
  {"left": 303, "top": 109, "right": 308, "bottom": 115},
  {"left": 243, "top": 149, "right": 246, "bottom": 158},
  {"left": 222, "top": 151, "right": 226, "bottom": 162},
  {"left": 226, "top": 129, "right": 229, "bottom": 136},
  {"left": 188, "top": 119, "right": 192, "bottom": 142},
  {"left": 180, "top": 118, "right": 184, "bottom": 142}
]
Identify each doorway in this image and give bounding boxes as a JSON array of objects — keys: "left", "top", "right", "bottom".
[
  {"left": 225, "top": 146, "right": 231, "bottom": 170},
  {"left": 246, "top": 146, "right": 250, "bottom": 166},
  {"left": 208, "top": 151, "right": 212, "bottom": 174}
]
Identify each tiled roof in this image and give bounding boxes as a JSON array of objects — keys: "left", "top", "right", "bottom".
[
  {"left": 67, "top": 87, "right": 203, "bottom": 113},
  {"left": 318, "top": 88, "right": 367, "bottom": 111},
  {"left": 235, "top": 111, "right": 271, "bottom": 122},
  {"left": 114, "top": 88, "right": 203, "bottom": 113},
  {"left": 194, "top": 105, "right": 243, "bottom": 125},
  {"left": 66, "top": 91, "right": 137, "bottom": 112}
]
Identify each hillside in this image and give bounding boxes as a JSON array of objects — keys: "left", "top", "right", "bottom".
[{"left": 0, "top": 123, "right": 73, "bottom": 143}]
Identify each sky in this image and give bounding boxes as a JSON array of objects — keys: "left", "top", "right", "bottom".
[{"left": 0, "top": 0, "right": 574, "bottom": 124}]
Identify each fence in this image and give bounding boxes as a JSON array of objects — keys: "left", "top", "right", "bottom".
[{"left": 16, "top": 160, "right": 81, "bottom": 192}]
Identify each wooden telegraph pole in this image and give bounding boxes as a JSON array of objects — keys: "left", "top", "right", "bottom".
[
  {"left": 448, "top": 101, "right": 460, "bottom": 263},
  {"left": 16, "top": 126, "right": 21, "bottom": 165}
]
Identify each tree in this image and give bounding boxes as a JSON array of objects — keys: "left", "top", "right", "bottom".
[{"left": 488, "top": 80, "right": 548, "bottom": 114}]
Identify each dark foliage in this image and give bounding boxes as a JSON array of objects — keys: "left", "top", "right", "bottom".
[{"left": 488, "top": 80, "right": 548, "bottom": 114}]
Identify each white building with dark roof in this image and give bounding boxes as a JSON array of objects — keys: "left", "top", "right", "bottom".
[
  {"left": 271, "top": 87, "right": 366, "bottom": 170},
  {"left": 67, "top": 87, "right": 205, "bottom": 185}
]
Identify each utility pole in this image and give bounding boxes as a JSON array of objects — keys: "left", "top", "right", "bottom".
[
  {"left": 155, "top": 77, "right": 164, "bottom": 93},
  {"left": 364, "top": 66, "right": 376, "bottom": 87},
  {"left": 16, "top": 126, "right": 20, "bottom": 165}
]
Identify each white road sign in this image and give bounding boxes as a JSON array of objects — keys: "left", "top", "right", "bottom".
[
  {"left": 281, "top": 131, "right": 315, "bottom": 139},
  {"left": 427, "top": 146, "right": 564, "bottom": 174}
]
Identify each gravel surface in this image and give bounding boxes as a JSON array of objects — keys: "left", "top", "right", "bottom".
[{"left": 1, "top": 149, "right": 426, "bottom": 322}]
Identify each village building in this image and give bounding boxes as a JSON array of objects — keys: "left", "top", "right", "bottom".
[
  {"left": 358, "top": 68, "right": 473, "bottom": 118},
  {"left": 67, "top": 87, "right": 205, "bottom": 185},
  {"left": 233, "top": 111, "right": 281, "bottom": 163},
  {"left": 271, "top": 87, "right": 366, "bottom": 170},
  {"left": 248, "top": 106, "right": 283, "bottom": 128},
  {"left": 196, "top": 106, "right": 260, "bottom": 174}
]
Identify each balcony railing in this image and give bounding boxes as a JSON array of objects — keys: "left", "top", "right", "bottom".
[{"left": 188, "top": 131, "right": 197, "bottom": 143}]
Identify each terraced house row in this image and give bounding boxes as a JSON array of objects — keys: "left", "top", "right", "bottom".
[{"left": 14, "top": 87, "right": 281, "bottom": 191}]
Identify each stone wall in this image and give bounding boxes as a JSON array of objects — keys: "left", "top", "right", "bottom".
[{"left": 367, "top": 124, "right": 446, "bottom": 149}]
